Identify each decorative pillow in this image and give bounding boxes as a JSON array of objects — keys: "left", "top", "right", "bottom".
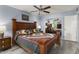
[
  {"left": 21, "top": 30, "right": 27, "bottom": 34},
  {"left": 16, "top": 29, "right": 38, "bottom": 35},
  {"left": 25, "top": 30, "right": 30, "bottom": 35},
  {"left": 16, "top": 30, "right": 27, "bottom": 35},
  {"left": 32, "top": 29, "right": 38, "bottom": 33}
]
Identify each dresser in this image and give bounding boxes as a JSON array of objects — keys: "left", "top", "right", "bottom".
[{"left": 0, "top": 37, "right": 11, "bottom": 50}]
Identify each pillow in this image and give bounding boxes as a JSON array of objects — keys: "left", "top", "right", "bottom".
[
  {"left": 21, "top": 30, "right": 26, "bottom": 34},
  {"left": 16, "top": 29, "right": 37, "bottom": 35},
  {"left": 25, "top": 30, "right": 30, "bottom": 35},
  {"left": 32, "top": 29, "right": 38, "bottom": 33},
  {"left": 16, "top": 30, "right": 27, "bottom": 35}
]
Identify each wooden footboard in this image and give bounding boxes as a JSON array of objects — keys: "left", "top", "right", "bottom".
[
  {"left": 38, "top": 34, "right": 57, "bottom": 54},
  {"left": 38, "top": 31, "right": 60, "bottom": 54}
]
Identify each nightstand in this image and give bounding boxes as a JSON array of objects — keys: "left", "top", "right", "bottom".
[{"left": 0, "top": 37, "right": 11, "bottom": 50}]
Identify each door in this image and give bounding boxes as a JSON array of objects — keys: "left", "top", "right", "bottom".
[{"left": 64, "top": 15, "right": 78, "bottom": 41}]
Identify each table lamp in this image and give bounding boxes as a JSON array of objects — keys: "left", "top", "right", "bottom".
[
  {"left": 37, "top": 25, "right": 41, "bottom": 32},
  {"left": 0, "top": 25, "right": 6, "bottom": 38}
]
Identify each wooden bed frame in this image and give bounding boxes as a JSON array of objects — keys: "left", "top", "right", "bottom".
[{"left": 12, "top": 18, "right": 60, "bottom": 54}]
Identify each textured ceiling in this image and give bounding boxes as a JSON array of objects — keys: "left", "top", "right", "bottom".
[{"left": 9, "top": 5, "right": 78, "bottom": 15}]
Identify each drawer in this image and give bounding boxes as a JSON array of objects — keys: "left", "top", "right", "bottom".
[
  {"left": 0, "top": 40, "right": 5, "bottom": 45},
  {"left": 4, "top": 39, "right": 11, "bottom": 43},
  {"left": 0, "top": 39, "right": 11, "bottom": 49},
  {"left": 0, "top": 39, "right": 11, "bottom": 44},
  {"left": 0, "top": 44, "right": 11, "bottom": 49},
  {"left": 4, "top": 39, "right": 11, "bottom": 46},
  {"left": 0, "top": 40, "right": 2, "bottom": 44},
  {"left": 2, "top": 40, "right": 5, "bottom": 44},
  {"left": 0, "top": 45, "right": 5, "bottom": 49},
  {"left": 1, "top": 45, "right": 5, "bottom": 48},
  {"left": 0, "top": 40, "right": 3, "bottom": 46},
  {"left": 0, "top": 44, "right": 2, "bottom": 48}
]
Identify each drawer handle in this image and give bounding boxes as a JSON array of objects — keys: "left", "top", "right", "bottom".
[
  {"left": 2, "top": 41, "right": 4, "bottom": 43},
  {"left": 2, "top": 45, "right": 4, "bottom": 48}
]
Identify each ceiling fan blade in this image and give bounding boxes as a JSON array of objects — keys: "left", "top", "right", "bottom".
[
  {"left": 31, "top": 10, "right": 38, "bottom": 12},
  {"left": 43, "top": 6, "right": 51, "bottom": 10},
  {"left": 33, "top": 6, "right": 40, "bottom": 10},
  {"left": 43, "top": 11, "right": 50, "bottom": 13}
]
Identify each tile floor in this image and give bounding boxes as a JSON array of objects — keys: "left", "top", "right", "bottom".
[{"left": 0, "top": 40, "right": 79, "bottom": 54}]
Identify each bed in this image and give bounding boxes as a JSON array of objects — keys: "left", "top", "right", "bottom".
[{"left": 12, "top": 18, "right": 61, "bottom": 54}]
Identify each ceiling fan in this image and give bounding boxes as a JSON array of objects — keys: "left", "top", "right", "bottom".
[{"left": 31, "top": 5, "right": 51, "bottom": 14}]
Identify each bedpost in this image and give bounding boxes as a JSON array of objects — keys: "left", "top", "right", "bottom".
[
  {"left": 55, "top": 30, "right": 61, "bottom": 46},
  {"left": 34, "top": 21, "right": 37, "bottom": 29},
  {"left": 12, "top": 18, "right": 16, "bottom": 46}
]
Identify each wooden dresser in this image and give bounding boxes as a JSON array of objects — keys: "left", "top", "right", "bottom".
[{"left": 0, "top": 37, "right": 11, "bottom": 50}]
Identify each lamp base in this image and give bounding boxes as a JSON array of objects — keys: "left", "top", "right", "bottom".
[{"left": 0, "top": 33, "right": 4, "bottom": 39}]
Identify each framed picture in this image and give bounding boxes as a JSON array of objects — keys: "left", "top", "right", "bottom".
[
  {"left": 57, "top": 24, "right": 61, "bottom": 29},
  {"left": 22, "top": 14, "right": 29, "bottom": 21}
]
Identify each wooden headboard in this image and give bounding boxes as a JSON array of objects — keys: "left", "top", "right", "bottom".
[{"left": 12, "top": 18, "right": 36, "bottom": 39}]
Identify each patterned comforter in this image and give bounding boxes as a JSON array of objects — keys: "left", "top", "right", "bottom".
[{"left": 15, "top": 33, "right": 54, "bottom": 54}]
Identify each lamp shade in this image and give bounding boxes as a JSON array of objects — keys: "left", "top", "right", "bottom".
[
  {"left": 37, "top": 25, "right": 41, "bottom": 29},
  {"left": 0, "top": 25, "right": 6, "bottom": 33}
]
